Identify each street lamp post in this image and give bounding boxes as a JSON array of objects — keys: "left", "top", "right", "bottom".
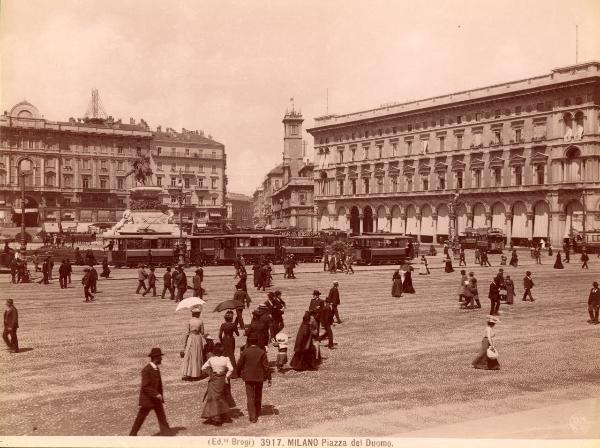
[
  {"left": 448, "top": 190, "right": 460, "bottom": 244},
  {"left": 17, "top": 158, "right": 35, "bottom": 253}
]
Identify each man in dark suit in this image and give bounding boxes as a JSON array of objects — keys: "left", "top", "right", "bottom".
[
  {"left": 326, "top": 281, "right": 342, "bottom": 324},
  {"left": 488, "top": 275, "right": 501, "bottom": 316},
  {"left": 318, "top": 301, "right": 335, "bottom": 349},
  {"left": 236, "top": 335, "right": 271, "bottom": 423},
  {"left": 3, "top": 299, "right": 19, "bottom": 353},
  {"left": 161, "top": 267, "right": 174, "bottom": 300},
  {"left": 130, "top": 347, "right": 172, "bottom": 436},
  {"left": 588, "top": 281, "right": 600, "bottom": 324}
]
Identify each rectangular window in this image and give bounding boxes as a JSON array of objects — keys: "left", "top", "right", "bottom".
[
  {"left": 392, "top": 177, "right": 398, "bottom": 192},
  {"left": 377, "top": 145, "right": 383, "bottom": 158},
  {"left": 440, "top": 118, "right": 445, "bottom": 126},
  {"left": 494, "top": 168, "right": 502, "bottom": 187},
  {"left": 456, "top": 115, "right": 462, "bottom": 124},
  {"left": 117, "top": 161, "right": 124, "bottom": 171},
  {"left": 185, "top": 164, "right": 190, "bottom": 172},
  {"left": 212, "top": 151, "right": 217, "bottom": 159},
  {"left": 363, "top": 147, "right": 369, "bottom": 160},
  {"left": 407, "top": 124, "right": 413, "bottom": 131},
  {"left": 475, "top": 113, "right": 482, "bottom": 121},
  {"left": 156, "top": 147, "right": 162, "bottom": 155},
  {"left": 117, "top": 178, "right": 124, "bottom": 189},
  {"left": 494, "top": 110, "right": 501, "bottom": 118},
  {"left": 422, "top": 178, "right": 429, "bottom": 191},
  {"left": 536, "top": 165, "right": 545, "bottom": 185},
  {"left": 117, "top": 146, "right": 123, "bottom": 154},
  {"left": 212, "top": 165, "right": 217, "bottom": 173},
  {"left": 83, "top": 159, "right": 90, "bottom": 169},
  {"left": 100, "top": 178, "right": 107, "bottom": 189},
  {"left": 338, "top": 150, "right": 344, "bottom": 163},
  {"left": 156, "top": 161, "right": 161, "bottom": 170},
  {"left": 171, "top": 177, "right": 177, "bottom": 187},
  {"left": 212, "top": 178, "right": 217, "bottom": 189},
  {"left": 515, "top": 128, "right": 522, "bottom": 143},
  {"left": 406, "top": 140, "right": 413, "bottom": 154},
  {"left": 392, "top": 143, "right": 398, "bottom": 157},
  {"left": 184, "top": 178, "right": 190, "bottom": 188},
  {"left": 363, "top": 178, "right": 369, "bottom": 194},
  {"left": 63, "top": 175, "right": 72, "bottom": 187},
  {"left": 82, "top": 177, "right": 90, "bottom": 189},
  {"left": 100, "top": 160, "right": 107, "bottom": 170},
  {"left": 338, "top": 180, "right": 344, "bottom": 195},
  {"left": 171, "top": 196, "right": 178, "bottom": 204},
  {"left": 514, "top": 166, "right": 522, "bottom": 186},
  {"left": 406, "top": 176, "right": 413, "bottom": 192},
  {"left": 439, "top": 136, "right": 445, "bottom": 151},
  {"left": 456, "top": 134, "right": 463, "bottom": 150},
  {"left": 515, "top": 106, "right": 522, "bottom": 115},
  {"left": 171, "top": 148, "right": 176, "bottom": 156},
  {"left": 185, "top": 148, "right": 190, "bottom": 156},
  {"left": 351, "top": 179, "right": 357, "bottom": 195},
  {"left": 351, "top": 148, "right": 356, "bottom": 161},
  {"left": 63, "top": 159, "right": 72, "bottom": 168},
  {"left": 171, "top": 163, "right": 176, "bottom": 172},
  {"left": 456, "top": 171, "right": 463, "bottom": 189},
  {"left": 438, "top": 174, "right": 445, "bottom": 190},
  {"left": 156, "top": 177, "right": 162, "bottom": 187},
  {"left": 212, "top": 197, "right": 217, "bottom": 206},
  {"left": 198, "top": 178, "right": 204, "bottom": 187},
  {"left": 493, "top": 131, "right": 502, "bottom": 145},
  {"left": 474, "top": 169, "right": 482, "bottom": 188}
]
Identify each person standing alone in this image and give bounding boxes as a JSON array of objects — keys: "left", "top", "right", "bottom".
[
  {"left": 136, "top": 265, "right": 148, "bottom": 295},
  {"left": 129, "top": 347, "right": 173, "bottom": 436},
  {"left": 3, "top": 299, "right": 19, "bottom": 353},
  {"left": 326, "top": 281, "right": 343, "bottom": 324},
  {"left": 522, "top": 271, "right": 535, "bottom": 302},
  {"left": 588, "top": 281, "right": 600, "bottom": 325},
  {"left": 58, "top": 259, "right": 69, "bottom": 289},
  {"left": 236, "top": 335, "right": 272, "bottom": 423}
]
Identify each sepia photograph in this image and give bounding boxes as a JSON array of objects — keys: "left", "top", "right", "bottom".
[{"left": 0, "top": 1, "right": 599, "bottom": 447}]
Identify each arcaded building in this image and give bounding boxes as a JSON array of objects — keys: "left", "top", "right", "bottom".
[
  {"left": 307, "top": 62, "right": 600, "bottom": 246},
  {"left": 0, "top": 101, "right": 152, "bottom": 230}
]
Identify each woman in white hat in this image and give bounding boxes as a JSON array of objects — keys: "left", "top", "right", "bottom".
[
  {"left": 471, "top": 316, "right": 500, "bottom": 370},
  {"left": 180, "top": 306, "right": 206, "bottom": 380}
]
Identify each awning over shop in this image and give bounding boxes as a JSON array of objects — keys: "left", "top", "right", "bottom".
[
  {"left": 13, "top": 208, "right": 39, "bottom": 214},
  {"left": 43, "top": 223, "right": 60, "bottom": 233}
]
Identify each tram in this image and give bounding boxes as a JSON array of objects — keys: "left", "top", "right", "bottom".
[
  {"left": 280, "top": 236, "right": 324, "bottom": 262},
  {"left": 189, "top": 234, "right": 222, "bottom": 265},
  {"left": 459, "top": 227, "right": 505, "bottom": 253},
  {"left": 108, "top": 233, "right": 183, "bottom": 267},
  {"left": 214, "top": 232, "right": 284, "bottom": 264},
  {"left": 350, "top": 233, "right": 419, "bottom": 265}
]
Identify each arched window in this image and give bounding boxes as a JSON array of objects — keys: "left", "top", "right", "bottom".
[
  {"left": 563, "top": 113, "right": 573, "bottom": 141},
  {"left": 574, "top": 112, "right": 584, "bottom": 140}
]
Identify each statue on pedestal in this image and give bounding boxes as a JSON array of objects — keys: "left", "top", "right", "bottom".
[{"left": 125, "top": 152, "right": 153, "bottom": 186}]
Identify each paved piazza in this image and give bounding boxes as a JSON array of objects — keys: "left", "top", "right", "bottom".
[{"left": 1, "top": 251, "right": 599, "bottom": 437}]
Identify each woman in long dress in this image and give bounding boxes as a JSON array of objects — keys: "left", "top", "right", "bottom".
[
  {"left": 402, "top": 266, "right": 415, "bottom": 293},
  {"left": 505, "top": 275, "right": 515, "bottom": 305},
  {"left": 181, "top": 306, "right": 206, "bottom": 381},
  {"left": 509, "top": 250, "right": 518, "bottom": 267},
  {"left": 472, "top": 316, "right": 500, "bottom": 370},
  {"left": 201, "top": 343, "right": 235, "bottom": 425},
  {"left": 290, "top": 311, "right": 321, "bottom": 371},
  {"left": 553, "top": 251, "right": 564, "bottom": 269},
  {"left": 219, "top": 311, "right": 239, "bottom": 374},
  {"left": 391, "top": 270, "right": 403, "bottom": 297},
  {"left": 418, "top": 256, "right": 430, "bottom": 275},
  {"left": 444, "top": 255, "right": 454, "bottom": 273}
]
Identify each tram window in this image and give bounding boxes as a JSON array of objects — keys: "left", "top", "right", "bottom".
[
  {"left": 118, "top": 240, "right": 126, "bottom": 251},
  {"left": 128, "top": 239, "right": 145, "bottom": 249},
  {"left": 150, "top": 240, "right": 158, "bottom": 249},
  {"left": 202, "top": 239, "right": 214, "bottom": 249},
  {"left": 256, "top": 238, "right": 263, "bottom": 247}
]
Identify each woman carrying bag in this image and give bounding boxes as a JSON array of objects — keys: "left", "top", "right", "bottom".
[{"left": 472, "top": 316, "right": 500, "bottom": 370}]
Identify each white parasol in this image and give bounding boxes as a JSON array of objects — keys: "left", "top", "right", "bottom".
[{"left": 175, "top": 296, "right": 207, "bottom": 313}]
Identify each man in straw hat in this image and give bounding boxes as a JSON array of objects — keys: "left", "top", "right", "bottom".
[{"left": 130, "top": 347, "right": 173, "bottom": 436}]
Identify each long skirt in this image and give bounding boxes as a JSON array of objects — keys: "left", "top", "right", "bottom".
[
  {"left": 201, "top": 373, "right": 236, "bottom": 419},
  {"left": 391, "top": 279, "right": 403, "bottom": 297},
  {"left": 222, "top": 334, "right": 237, "bottom": 371},
  {"left": 471, "top": 337, "right": 500, "bottom": 370},
  {"left": 290, "top": 342, "right": 321, "bottom": 371},
  {"left": 445, "top": 262, "right": 454, "bottom": 273},
  {"left": 554, "top": 260, "right": 564, "bottom": 269},
  {"left": 181, "top": 333, "right": 205, "bottom": 379}
]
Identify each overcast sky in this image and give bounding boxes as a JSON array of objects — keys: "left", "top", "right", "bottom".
[{"left": 1, "top": 0, "right": 599, "bottom": 195}]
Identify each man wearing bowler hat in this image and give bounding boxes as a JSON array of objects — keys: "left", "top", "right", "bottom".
[
  {"left": 236, "top": 335, "right": 271, "bottom": 423},
  {"left": 129, "top": 347, "right": 173, "bottom": 436}
]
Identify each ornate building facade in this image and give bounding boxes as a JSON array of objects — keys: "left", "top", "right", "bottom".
[
  {"left": 0, "top": 99, "right": 227, "bottom": 232},
  {"left": 307, "top": 62, "right": 600, "bottom": 246},
  {"left": 0, "top": 101, "right": 152, "bottom": 230},
  {"left": 151, "top": 128, "right": 227, "bottom": 229},
  {"left": 254, "top": 107, "right": 315, "bottom": 231}
]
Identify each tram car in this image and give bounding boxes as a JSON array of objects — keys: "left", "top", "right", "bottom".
[
  {"left": 350, "top": 233, "right": 419, "bottom": 265},
  {"left": 459, "top": 227, "right": 505, "bottom": 253},
  {"left": 108, "top": 233, "right": 182, "bottom": 268},
  {"left": 214, "top": 232, "right": 284, "bottom": 264},
  {"left": 568, "top": 230, "right": 600, "bottom": 254},
  {"left": 280, "top": 236, "right": 324, "bottom": 262},
  {"left": 189, "top": 233, "right": 222, "bottom": 265}
]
